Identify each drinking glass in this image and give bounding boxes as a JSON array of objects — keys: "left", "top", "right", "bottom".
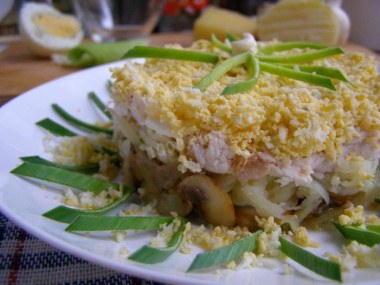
[{"left": 72, "top": 0, "right": 164, "bottom": 42}]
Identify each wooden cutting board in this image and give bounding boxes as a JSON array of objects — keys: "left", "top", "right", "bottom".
[{"left": 0, "top": 32, "right": 378, "bottom": 106}]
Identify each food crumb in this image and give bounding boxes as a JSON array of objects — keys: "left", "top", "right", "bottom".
[
  {"left": 119, "top": 247, "right": 129, "bottom": 255},
  {"left": 366, "top": 214, "right": 380, "bottom": 225},
  {"left": 283, "top": 263, "right": 295, "bottom": 275},
  {"left": 225, "top": 260, "right": 236, "bottom": 270},
  {"left": 338, "top": 205, "right": 365, "bottom": 226},
  {"left": 293, "top": 227, "right": 320, "bottom": 248},
  {"left": 112, "top": 231, "right": 127, "bottom": 243},
  {"left": 325, "top": 241, "right": 380, "bottom": 271}
]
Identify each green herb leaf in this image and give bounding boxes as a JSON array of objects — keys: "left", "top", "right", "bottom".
[
  {"left": 375, "top": 197, "right": 380, "bottom": 204},
  {"left": 279, "top": 237, "right": 341, "bottom": 282},
  {"left": 333, "top": 222, "right": 380, "bottom": 247},
  {"left": 20, "top": 156, "right": 99, "bottom": 172},
  {"left": 260, "top": 62, "right": 336, "bottom": 90},
  {"left": 257, "top": 47, "right": 344, "bottom": 64},
  {"left": 226, "top": 32, "right": 240, "bottom": 42},
  {"left": 36, "top": 118, "right": 77, "bottom": 137},
  {"left": 88, "top": 92, "right": 112, "bottom": 119},
  {"left": 211, "top": 34, "right": 232, "bottom": 53},
  {"left": 65, "top": 216, "right": 176, "bottom": 231},
  {"left": 123, "top": 46, "right": 219, "bottom": 63},
  {"left": 187, "top": 230, "right": 262, "bottom": 272},
  {"left": 194, "top": 52, "right": 249, "bottom": 91},
  {"left": 52, "top": 104, "right": 113, "bottom": 135},
  {"left": 128, "top": 218, "right": 186, "bottom": 264},
  {"left": 43, "top": 189, "right": 134, "bottom": 223},
  {"left": 258, "top": 42, "right": 326, "bottom": 55},
  {"left": 11, "top": 162, "right": 128, "bottom": 194},
  {"left": 221, "top": 53, "right": 260, "bottom": 95}
]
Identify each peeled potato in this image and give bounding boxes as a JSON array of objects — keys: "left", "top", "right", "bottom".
[{"left": 19, "top": 3, "right": 84, "bottom": 57}]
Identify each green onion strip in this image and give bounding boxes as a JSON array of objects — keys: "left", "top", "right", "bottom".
[
  {"left": 128, "top": 218, "right": 187, "bottom": 264},
  {"left": 20, "top": 156, "right": 99, "bottom": 172},
  {"left": 65, "top": 216, "right": 176, "bottom": 231},
  {"left": 36, "top": 118, "right": 77, "bottom": 137},
  {"left": 43, "top": 190, "right": 134, "bottom": 224},
  {"left": 260, "top": 62, "right": 336, "bottom": 91},
  {"left": 258, "top": 42, "right": 326, "bottom": 55},
  {"left": 211, "top": 34, "right": 232, "bottom": 53},
  {"left": 11, "top": 162, "right": 130, "bottom": 194},
  {"left": 226, "top": 32, "right": 240, "bottom": 42},
  {"left": 277, "top": 63, "right": 351, "bottom": 83},
  {"left": 221, "top": 53, "right": 260, "bottom": 95},
  {"left": 257, "top": 47, "right": 344, "bottom": 64},
  {"left": 279, "top": 237, "right": 341, "bottom": 282},
  {"left": 52, "top": 104, "right": 113, "bottom": 135},
  {"left": 88, "top": 92, "right": 112, "bottom": 119},
  {"left": 187, "top": 230, "right": 262, "bottom": 272},
  {"left": 194, "top": 52, "right": 249, "bottom": 91},
  {"left": 123, "top": 46, "right": 219, "bottom": 63},
  {"left": 333, "top": 222, "right": 380, "bottom": 247}
]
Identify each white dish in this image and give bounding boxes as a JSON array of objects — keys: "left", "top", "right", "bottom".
[{"left": 0, "top": 61, "right": 379, "bottom": 285}]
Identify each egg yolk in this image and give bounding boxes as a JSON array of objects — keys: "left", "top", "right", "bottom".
[{"left": 32, "top": 13, "right": 81, "bottom": 38}]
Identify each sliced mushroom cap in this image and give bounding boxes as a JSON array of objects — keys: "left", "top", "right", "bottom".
[
  {"left": 157, "top": 189, "right": 193, "bottom": 217},
  {"left": 176, "top": 174, "right": 235, "bottom": 227},
  {"left": 234, "top": 206, "right": 259, "bottom": 231}
]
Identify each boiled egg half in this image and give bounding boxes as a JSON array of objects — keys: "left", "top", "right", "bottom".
[{"left": 19, "top": 3, "right": 84, "bottom": 57}]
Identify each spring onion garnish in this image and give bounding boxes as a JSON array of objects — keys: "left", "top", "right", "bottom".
[
  {"left": 221, "top": 53, "right": 260, "bottom": 95},
  {"left": 20, "top": 156, "right": 99, "bottom": 172},
  {"left": 123, "top": 33, "right": 350, "bottom": 95},
  {"left": 211, "top": 34, "right": 232, "bottom": 53},
  {"left": 366, "top": 225, "right": 380, "bottom": 234},
  {"left": 194, "top": 52, "right": 249, "bottom": 91},
  {"left": 65, "top": 216, "right": 177, "bottom": 231},
  {"left": 100, "top": 146, "right": 118, "bottom": 156},
  {"left": 260, "top": 62, "right": 336, "bottom": 91},
  {"left": 257, "top": 42, "right": 326, "bottom": 55},
  {"left": 128, "top": 218, "right": 186, "bottom": 264},
  {"left": 279, "top": 237, "right": 341, "bottom": 282},
  {"left": 257, "top": 47, "right": 344, "bottom": 64},
  {"left": 276, "top": 64, "right": 351, "bottom": 83},
  {"left": 11, "top": 162, "right": 130, "bottom": 194},
  {"left": 123, "top": 46, "right": 219, "bottom": 63},
  {"left": 187, "top": 230, "right": 262, "bottom": 272},
  {"left": 43, "top": 189, "right": 134, "bottom": 223},
  {"left": 36, "top": 118, "right": 77, "bottom": 137},
  {"left": 52, "top": 104, "right": 113, "bottom": 135},
  {"left": 88, "top": 92, "right": 112, "bottom": 119},
  {"left": 332, "top": 222, "right": 380, "bottom": 247},
  {"left": 226, "top": 32, "right": 240, "bottom": 42}
]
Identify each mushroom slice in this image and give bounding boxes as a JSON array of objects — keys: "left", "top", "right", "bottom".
[
  {"left": 157, "top": 189, "right": 193, "bottom": 217},
  {"left": 177, "top": 174, "right": 235, "bottom": 227},
  {"left": 235, "top": 206, "right": 259, "bottom": 231}
]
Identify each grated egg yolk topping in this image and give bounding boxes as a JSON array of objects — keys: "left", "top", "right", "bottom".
[{"left": 112, "top": 40, "right": 380, "bottom": 162}]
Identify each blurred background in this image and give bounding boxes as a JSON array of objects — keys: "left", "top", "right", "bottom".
[
  {"left": 0, "top": 0, "right": 379, "bottom": 51},
  {"left": 1, "top": 0, "right": 277, "bottom": 36}
]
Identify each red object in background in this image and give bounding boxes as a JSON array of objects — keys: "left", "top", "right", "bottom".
[{"left": 163, "top": 0, "right": 209, "bottom": 15}]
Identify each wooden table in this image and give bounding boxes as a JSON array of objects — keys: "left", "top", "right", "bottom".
[{"left": 0, "top": 32, "right": 378, "bottom": 106}]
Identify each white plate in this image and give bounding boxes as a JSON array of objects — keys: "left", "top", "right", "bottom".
[{"left": 0, "top": 61, "right": 379, "bottom": 285}]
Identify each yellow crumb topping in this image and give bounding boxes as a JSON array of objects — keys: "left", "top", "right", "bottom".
[
  {"left": 325, "top": 241, "right": 380, "bottom": 271},
  {"left": 111, "top": 40, "right": 380, "bottom": 165},
  {"left": 338, "top": 205, "right": 365, "bottom": 226},
  {"left": 293, "top": 226, "right": 320, "bottom": 248}
]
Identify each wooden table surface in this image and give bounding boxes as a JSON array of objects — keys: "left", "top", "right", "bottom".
[{"left": 0, "top": 32, "right": 378, "bottom": 106}]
